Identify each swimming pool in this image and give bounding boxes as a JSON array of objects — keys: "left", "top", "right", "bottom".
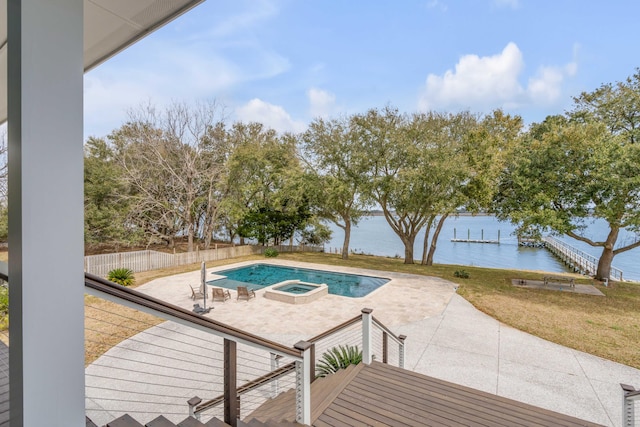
[{"left": 207, "top": 264, "right": 390, "bottom": 298}]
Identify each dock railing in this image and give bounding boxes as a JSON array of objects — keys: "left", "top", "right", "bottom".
[{"left": 542, "top": 236, "right": 624, "bottom": 281}]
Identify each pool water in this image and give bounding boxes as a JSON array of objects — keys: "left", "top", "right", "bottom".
[
  {"left": 207, "top": 264, "right": 390, "bottom": 298},
  {"left": 275, "top": 284, "right": 317, "bottom": 294}
]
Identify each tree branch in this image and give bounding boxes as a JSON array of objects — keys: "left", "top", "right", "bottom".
[
  {"left": 613, "top": 238, "right": 640, "bottom": 255},
  {"left": 565, "top": 230, "right": 604, "bottom": 246}
]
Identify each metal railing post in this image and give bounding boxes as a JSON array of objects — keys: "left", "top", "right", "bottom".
[
  {"left": 310, "top": 343, "right": 317, "bottom": 383},
  {"left": 294, "top": 341, "right": 312, "bottom": 425},
  {"left": 270, "top": 353, "right": 280, "bottom": 397},
  {"left": 382, "top": 332, "right": 388, "bottom": 364},
  {"left": 398, "top": 335, "right": 407, "bottom": 369},
  {"left": 188, "top": 396, "right": 202, "bottom": 420},
  {"left": 361, "top": 308, "right": 373, "bottom": 364},
  {"left": 224, "top": 339, "right": 238, "bottom": 427}
]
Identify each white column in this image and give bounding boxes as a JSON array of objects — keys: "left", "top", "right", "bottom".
[{"left": 8, "top": 0, "right": 85, "bottom": 425}]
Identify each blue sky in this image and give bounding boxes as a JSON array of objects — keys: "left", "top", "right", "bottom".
[{"left": 84, "top": 0, "right": 640, "bottom": 139}]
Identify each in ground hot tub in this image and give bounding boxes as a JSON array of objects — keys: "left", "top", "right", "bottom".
[{"left": 264, "top": 280, "right": 328, "bottom": 304}]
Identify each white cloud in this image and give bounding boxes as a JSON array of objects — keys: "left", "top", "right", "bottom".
[
  {"left": 83, "top": 38, "right": 290, "bottom": 139},
  {"left": 492, "top": 0, "right": 520, "bottom": 9},
  {"left": 307, "top": 88, "right": 337, "bottom": 119},
  {"left": 420, "top": 42, "right": 525, "bottom": 111},
  {"left": 236, "top": 99, "right": 306, "bottom": 134},
  {"left": 419, "top": 42, "right": 578, "bottom": 112}
]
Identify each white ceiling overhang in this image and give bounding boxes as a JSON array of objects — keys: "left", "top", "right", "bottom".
[{"left": 0, "top": 0, "right": 205, "bottom": 122}]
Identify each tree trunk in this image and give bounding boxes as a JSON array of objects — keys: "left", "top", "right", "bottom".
[
  {"left": 421, "top": 216, "right": 435, "bottom": 265},
  {"left": 596, "top": 227, "right": 619, "bottom": 280},
  {"left": 426, "top": 214, "right": 449, "bottom": 266},
  {"left": 402, "top": 235, "right": 415, "bottom": 264},
  {"left": 341, "top": 220, "right": 351, "bottom": 260},
  {"left": 187, "top": 219, "right": 195, "bottom": 252}
]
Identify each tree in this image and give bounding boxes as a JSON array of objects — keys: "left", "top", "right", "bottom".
[
  {"left": 111, "top": 101, "right": 226, "bottom": 251},
  {"left": 220, "top": 123, "right": 305, "bottom": 245},
  {"left": 416, "top": 111, "right": 479, "bottom": 266},
  {"left": 299, "top": 116, "right": 370, "bottom": 259},
  {"left": 572, "top": 67, "right": 640, "bottom": 145},
  {"left": 84, "top": 137, "right": 138, "bottom": 248},
  {"left": 353, "top": 107, "right": 434, "bottom": 264},
  {"left": 494, "top": 113, "right": 640, "bottom": 280}
]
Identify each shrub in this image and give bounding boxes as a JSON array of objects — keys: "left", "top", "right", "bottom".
[
  {"left": 454, "top": 269, "right": 470, "bottom": 279},
  {"left": 264, "top": 247, "right": 279, "bottom": 258},
  {"left": 316, "top": 345, "right": 362, "bottom": 378},
  {"left": 0, "top": 285, "right": 8, "bottom": 329},
  {"left": 107, "top": 268, "right": 135, "bottom": 287}
]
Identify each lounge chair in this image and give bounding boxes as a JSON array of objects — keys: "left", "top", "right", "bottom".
[
  {"left": 237, "top": 286, "right": 256, "bottom": 301},
  {"left": 190, "top": 285, "right": 204, "bottom": 300},
  {"left": 212, "top": 287, "right": 231, "bottom": 302}
]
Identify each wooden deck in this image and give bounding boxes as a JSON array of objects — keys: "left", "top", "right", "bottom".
[{"left": 249, "top": 361, "right": 604, "bottom": 427}]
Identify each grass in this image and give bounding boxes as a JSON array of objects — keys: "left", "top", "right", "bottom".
[
  {"left": 272, "top": 252, "right": 640, "bottom": 369},
  {"left": 3, "top": 249, "right": 640, "bottom": 369},
  {"left": 84, "top": 255, "right": 266, "bottom": 365}
]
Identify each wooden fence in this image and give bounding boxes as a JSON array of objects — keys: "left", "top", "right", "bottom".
[{"left": 84, "top": 244, "right": 323, "bottom": 277}]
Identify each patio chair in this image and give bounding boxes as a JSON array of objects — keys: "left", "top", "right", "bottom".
[
  {"left": 212, "top": 287, "right": 231, "bottom": 302},
  {"left": 190, "top": 284, "right": 204, "bottom": 300},
  {"left": 237, "top": 286, "right": 256, "bottom": 301}
]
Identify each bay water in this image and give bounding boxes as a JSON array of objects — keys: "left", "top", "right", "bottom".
[{"left": 324, "top": 215, "right": 640, "bottom": 282}]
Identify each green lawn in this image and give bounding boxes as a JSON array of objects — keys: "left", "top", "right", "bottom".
[{"left": 273, "top": 252, "right": 640, "bottom": 369}]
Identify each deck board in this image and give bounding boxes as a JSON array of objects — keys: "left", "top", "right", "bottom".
[{"left": 316, "top": 362, "right": 603, "bottom": 427}]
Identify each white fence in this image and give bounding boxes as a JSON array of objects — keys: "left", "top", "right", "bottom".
[{"left": 84, "top": 244, "right": 323, "bottom": 277}]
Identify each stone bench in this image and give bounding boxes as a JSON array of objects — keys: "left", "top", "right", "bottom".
[{"left": 543, "top": 276, "right": 575, "bottom": 288}]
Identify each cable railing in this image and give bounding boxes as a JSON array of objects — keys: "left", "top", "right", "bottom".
[
  {"left": 1, "top": 265, "right": 407, "bottom": 426},
  {"left": 622, "top": 384, "right": 640, "bottom": 427},
  {"left": 191, "top": 308, "right": 408, "bottom": 423},
  {"left": 372, "top": 315, "right": 406, "bottom": 367},
  {"left": 84, "top": 273, "right": 312, "bottom": 427}
]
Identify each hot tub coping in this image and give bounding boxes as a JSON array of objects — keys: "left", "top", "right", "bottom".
[{"left": 264, "top": 280, "right": 328, "bottom": 304}]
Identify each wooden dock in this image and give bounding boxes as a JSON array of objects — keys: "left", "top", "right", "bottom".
[
  {"left": 451, "top": 228, "right": 500, "bottom": 244},
  {"left": 541, "top": 236, "right": 623, "bottom": 281},
  {"left": 451, "top": 238, "right": 499, "bottom": 244}
]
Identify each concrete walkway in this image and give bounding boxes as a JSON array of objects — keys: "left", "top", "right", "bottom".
[{"left": 127, "top": 260, "right": 640, "bottom": 426}]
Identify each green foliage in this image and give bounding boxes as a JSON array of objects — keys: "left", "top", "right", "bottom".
[
  {"left": 493, "top": 71, "right": 640, "bottom": 279},
  {"left": 299, "top": 116, "right": 372, "bottom": 259},
  {"left": 0, "top": 206, "right": 7, "bottom": 242},
  {"left": 264, "top": 247, "right": 279, "bottom": 258},
  {"left": 454, "top": 269, "right": 470, "bottom": 279},
  {"left": 84, "top": 137, "right": 141, "bottom": 247},
  {"left": 316, "top": 345, "right": 362, "bottom": 378},
  {"left": 0, "top": 285, "right": 8, "bottom": 329},
  {"left": 299, "top": 220, "right": 333, "bottom": 245},
  {"left": 238, "top": 202, "right": 311, "bottom": 246},
  {"left": 107, "top": 268, "right": 135, "bottom": 287}
]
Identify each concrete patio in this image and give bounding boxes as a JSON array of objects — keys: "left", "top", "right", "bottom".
[{"left": 131, "top": 259, "right": 640, "bottom": 426}]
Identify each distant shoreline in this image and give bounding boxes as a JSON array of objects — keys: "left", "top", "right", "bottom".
[{"left": 366, "top": 211, "right": 492, "bottom": 217}]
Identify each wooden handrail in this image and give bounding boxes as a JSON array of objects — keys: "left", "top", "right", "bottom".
[
  {"left": 307, "top": 315, "right": 361, "bottom": 343},
  {"left": 372, "top": 316, "right": 404, "bottom": 345},
  {"left": 84, "top": 273, "right": 302, "bottom": 358},
  {"left": 195, "top": 361, "right": 297, "bottom": 414}
]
